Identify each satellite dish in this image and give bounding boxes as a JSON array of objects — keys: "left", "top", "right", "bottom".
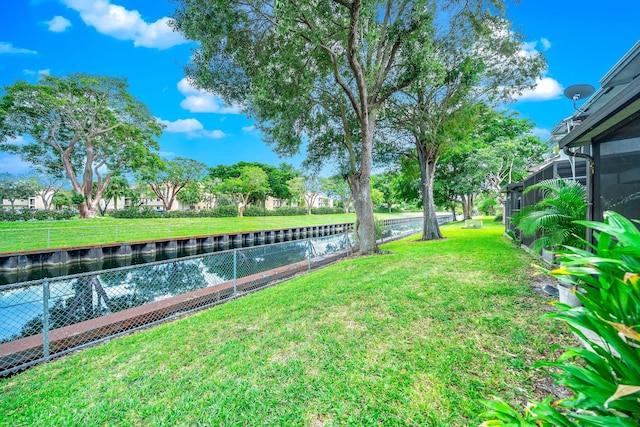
[
  {"left": 564, "top": 83, "right": 595, "bottom": 111},
  {"left": 564, "top": 84, "right": 595, "bottom": 101}
]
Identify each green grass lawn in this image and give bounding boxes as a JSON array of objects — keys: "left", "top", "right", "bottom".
[
  {"left": 0, "top": 221, "right": 570, "bottom": 426},
  {"left": 0, "top": 213, "right": 417, "bottom": 253}
]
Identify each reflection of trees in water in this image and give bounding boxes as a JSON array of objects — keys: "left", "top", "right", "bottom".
[
  {"left": 119, "top": 261, "right": 211, "bottom": 301},
  {"left": 309, "top": 234, "right": 351, "bottom": 257},
  {"left": 7, "top": 237, "right": 342, "bottom": 342},
  {"left": 10, "top": 275, "right": 151, "bottom": 341},
  {"left": 11, "top": 261, "right": 215, "bottom": 341}
]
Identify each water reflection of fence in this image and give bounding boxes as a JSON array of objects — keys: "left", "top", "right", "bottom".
[{"left": 0, "top": 219, "right": 425, "bottom": 376}]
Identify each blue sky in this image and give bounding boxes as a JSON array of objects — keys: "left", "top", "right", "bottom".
[{"left": 0, "top": 0, "right": 638, "bottom": 176}]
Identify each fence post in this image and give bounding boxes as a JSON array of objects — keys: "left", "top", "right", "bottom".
[
  {"left": 307, "top": 239, "right": 311, "bottom": 272},
  {"left": 47, "top": 228, "right": 51, "bottom": 248},
  {"left": 115, "top": 226, "right": 119, "bottom": 242},
  {"left": 233, "top": 249, "right": 237, "bottom": 297},
  {"left": 42, "top": 281, "right": 50, "bottom": 359},
  {"left": 346, "top": 234, "right": 351, "bottom": 257}
]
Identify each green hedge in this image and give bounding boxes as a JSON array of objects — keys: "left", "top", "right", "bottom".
[
  {"left": 108, "top": 205, "right": 343, "bottom": 219},
  {"left": 111, "top": 206, "right": 239, "bottom": 219},
  {"left": 243, "top": 206, "right": 343, "bottom": 217},
  {"left": 243, "top": 206, "right": 308, "bottom": 217},
  {"left": 0, "top": 208, "right": 77, "bottom": 222},
  {"left": 311, "top": 207, "right": 343, "bottom": 215}
]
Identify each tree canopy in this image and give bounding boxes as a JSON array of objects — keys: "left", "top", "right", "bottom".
[
  {"left": 217, "top": 166, "right": 271, "bottom": 217},
  {"left": 0, "top": 74, "right": 162, "bottom": 218},
  {"left": 138, "top": 157, "right": 209, "bottom": 211},
  {"left": 171, "top": 0, "right": 442, "bottom": 254},
  {"left": 365, "top": 0, "right": 545, "bottom": 240},
  {"left": 209, "top": 162, "right": 298, "bottom": 202}
]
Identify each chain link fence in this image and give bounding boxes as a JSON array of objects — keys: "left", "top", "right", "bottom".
[{"left": 0, "top": 218, "right": 426, "bottom": 376}]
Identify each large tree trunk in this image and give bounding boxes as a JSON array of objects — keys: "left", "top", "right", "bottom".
[
  {"left": 461, "top": 194, "right": 474, "bottom": 220},
  {"left": 347, "top": 172, "right": 377, "bottom": 255},
  {"left": 417, "top": 145, "right": 442, "bottom": 241},
  {"left": 78, "top": 202, "right": 96, "bottom": 218},
  {"left": 347, "top": 114, "right": 378, "bottom": 255}
]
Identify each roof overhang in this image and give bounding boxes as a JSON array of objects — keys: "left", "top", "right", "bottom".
[{"left": 502, "top": 182, "right": 523, "bottom": 192}]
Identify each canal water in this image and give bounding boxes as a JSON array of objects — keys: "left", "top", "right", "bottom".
[{"left": 0, "top": 220, "right": 424, "bottom": 343}]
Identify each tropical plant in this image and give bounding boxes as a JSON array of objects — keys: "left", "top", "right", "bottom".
[
  {"left": 481, "top": 211, "right": 640, "bottom": 426},
  {"left": 512, "top": 178, "right": 587, "bottom": 252}
]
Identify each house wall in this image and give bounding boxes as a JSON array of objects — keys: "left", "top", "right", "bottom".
[
  {"left": 593, "top": 118, "right": 640, "bottom": 223},
  {"left": 1, "top": 191, "right": 55, "bottom": 210}
]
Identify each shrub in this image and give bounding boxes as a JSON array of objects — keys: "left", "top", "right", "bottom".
[
  {"left": 481, "top": 211, "right": 640, "bottom": 426},
  {"left": 0, "top": 207, "right": 77, "bottom": 222},
  {"left": 272, "top": 206, "right": 308, "bottom": 216},
  {"left": 243, "top": 206, "right": 270, "bottom": 217},
  {"left": 112, "top": 206, "right": 238, "bottom": 219},
  {"left": 111, "top": 206, "right": 161, "bottom": 219},
  {"left": 213, "top": 205, "right": 238, "bottom": 217},
  {"left": 494, "top": 213, "right": 503, "bottom": 222},
  {"left": 311, "top": 207, "right": 343, "bottom": 215},
  {"left": 512, "top": 178, "right": 587, "bottom": 252}
]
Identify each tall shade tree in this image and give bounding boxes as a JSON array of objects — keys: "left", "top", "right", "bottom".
[
  {"left": 138, "top": 157, "right": 209, "bottom": 212},
  {"left": 287, "top": 175, "right": 322, "bottom": 215},
  {"left": 210, "top": 162, "right": 298, "bottom": 202},
  {"left": 218, "top": 166, "right": 271, "bottom": 217},
  {"left": 433, "top": 109, "right": 550, "bottom": 219},
  {"left": 0, "top": 74, "right": 163, "bottom": 218},
  {"left": 321, "top": 175, "right": 353, "bottom": 213},
  {"left": 473, "top": 114, "right": 550, "bottom": 200},
  {"left": 171, "top": 0, "right": 438, "bottom": 254},
  {"left": 0, "top": 174, "right": 38, "bottom": 210},
  {"left": 99, "top": 174, "right": 130, "bottom": 215},
  {"left": 32, "top": 173, "right": 65, "bottom": 210},
  {"left": 372, "top": 171, "right": 400, "bottom": 212},
  {"left": 390, "top": 6, "right": 545, "bottom": 240},
  {"left": 176, "top": 180, "right": 204, "bottom": 207}
]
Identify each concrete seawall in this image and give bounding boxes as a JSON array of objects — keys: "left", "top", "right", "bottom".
[{"left": 0, "top": 223, "right": 354, "bottom": 275}]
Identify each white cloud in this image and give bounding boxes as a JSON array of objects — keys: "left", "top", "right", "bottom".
[
  {"left": 23, "top": 69, "right": 51, "bottom": 76},
  {"left": 0, "top": 154, "right": 33, "bottom": 175},
  {"left": 177, "top": 78, "right": 242, "bottom": 114},
  {"left": 517, "top": 76, "right": 563, "bottom": 102},
  {"left": 61, "top": 0, "right": 186, "bottom": 50},
  {"left": 242, "top": 125, "right": 256, "bottom": 133},
  {"left": 532, "top": 127, "right": 551, "bottom": 140},
  {"left": 540, "top": 38, "right": 551, "bottom": 50},
  {"left": 6, "top": 135, "right": 30, "bottom": 146},
  {"left": 158, "top": 118, "right": 203, "bottom": 133},
  {"left": 0, "top": 42, "right": 37, "bottom": 55},
  {"left": 518, "top": 37, "right": 552, "bottom": 58},
  {"left": 157, "top": 117, "right": 226, "bottom": 139},
  {"left": 44, "top": 16, "right": 72, "bottom": 32},
  {"left": 159, "top": 151, "right": 175, "bottom": 157},
  {"left": 202, "top": 130, "right": 226, "bottom": 139}
]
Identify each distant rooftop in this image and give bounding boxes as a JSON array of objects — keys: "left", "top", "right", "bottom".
[{"left": 551, "top": 40, "right": 640, "bottom": 148}]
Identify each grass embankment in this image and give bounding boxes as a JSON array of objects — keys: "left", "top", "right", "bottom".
[
  {"left": 0, "top": 213, "right": 416, "bottom": 253},
  {"left": 0, "top": 221, "right": 570, "bottom": 426}
]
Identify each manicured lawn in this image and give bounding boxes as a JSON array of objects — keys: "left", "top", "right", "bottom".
[
  {"left": 0, "top": 213, "right": 416, "bottom": 252},
  {"left": 0, "top": 221, "right": 571, "bottom": 426}
]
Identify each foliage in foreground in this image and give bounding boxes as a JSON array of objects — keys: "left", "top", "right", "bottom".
[
  {"left": 512, "top": 178, "right": 587, "bottom": 252},
  {"left": 482, "top": 211, "right": 640, "bottom": 426},
  {"left": 0, "top": 222, "right": 569, "bottom": 425}
]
